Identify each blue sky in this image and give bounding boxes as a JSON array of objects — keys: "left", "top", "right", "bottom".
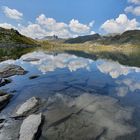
[{"left": 0, "top": 0, "right": 140, "bottom": 38}]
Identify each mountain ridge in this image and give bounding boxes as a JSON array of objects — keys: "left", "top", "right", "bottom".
[
  {"left": 65, "top": 30, "right": 140, "bottom": 45},
  {"left": 0, "top": 27, "right": 38, "bottom": 48}
]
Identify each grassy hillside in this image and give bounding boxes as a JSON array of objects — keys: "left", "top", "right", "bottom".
[
  {"left": 0, "top": 27, "right": 38, "bottom": 47},
  {"left": 0, "top": 27, "right": 39, "bottom": 61}
]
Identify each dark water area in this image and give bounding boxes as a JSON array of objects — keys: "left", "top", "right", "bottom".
[{"left": 0, "top": 51, "right": 140, "bottom": 139}]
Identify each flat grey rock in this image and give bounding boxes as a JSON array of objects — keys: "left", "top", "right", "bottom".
[
  {"left": 0, "top": 78, "right": 12, "bottom": 87},
  {"left": 15, "top": 97, "right": 39, "bottom": 117},
  {"left": 0, "top": 64, "right": 26, "bottom": 78},
  {"left": 0, "top": 94, "right": 12, "bottom": 111},
  {"left": 19, "top": 113, "right": 42, "bottom": 140}
]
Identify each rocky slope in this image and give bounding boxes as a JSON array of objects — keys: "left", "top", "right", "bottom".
[
  {"left": 65, "top": 30, "right": 140, "bottom": 45},
  {"left": 0, "top": 27, "right": 38, "bottom": 48}
]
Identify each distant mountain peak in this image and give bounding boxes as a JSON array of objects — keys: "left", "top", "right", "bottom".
[{"left": 65, "top": 30, "right": 140, "bottom": 45}]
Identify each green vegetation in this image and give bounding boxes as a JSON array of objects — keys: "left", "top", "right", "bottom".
[
  {"left": 0, "top": 27, "right": 39, "bottom": 61},
  {"left": 0, "top": 27, "right": 37, "bottom": 45},
  {"left": 0, "top": 47, "right": 36, "bottom": 61}
]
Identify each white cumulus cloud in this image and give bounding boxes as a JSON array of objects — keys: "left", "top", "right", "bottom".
[
  {"left": 69, "top": 19, "right": 90, "bottom": 34},
  {"left": 19, "top": 14, "right": 95, "bottom": 39},
  {"left": 2, "top": 6, "right": 23, "bottom": 20},
  {"left": 20, "top": 24, "right": 47, "bottom": 39},
  {"left": 0, "top": 23, "right": 16, "bottom": 29},
  {"left": 125, "top": 6, "right": 140, "bottom": 16},
  {"left": 101, "top": 14, "right": 139, "bottom": 33},
  {"left": 128, "top": 0, "right": 140, "bottom": 4}
]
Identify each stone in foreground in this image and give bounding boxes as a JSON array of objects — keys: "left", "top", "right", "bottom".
[
  {"left": 0, "top": 78, "right": 12, "bottom": 87},
  {"left": 19, "top": 113, "right": 42, "bottom": 140},
  {"left": 0, "top": 93, "right": 12, "bottom": 111},
  {"left": 15, "top": 97, "right": 39, "bottom": 117},
  {"left": 0, "top": 64, "right": 26, "bottom": 78}
]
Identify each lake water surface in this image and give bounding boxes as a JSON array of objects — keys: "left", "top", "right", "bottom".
[{"left": 0, "top": 51, "right": 140, "bottom": 140}]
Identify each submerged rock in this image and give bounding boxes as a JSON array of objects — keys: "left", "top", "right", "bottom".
[
  {"left": 19, "top": 113, "right": 42, "bottom": 140},
  {"left": 0, "top": 78, "right": 12, "bottom": 87},
  {"left": 23, "top": 58, "right": 40, "bottom": 62},
  {"left": 0, "top": 119, "right": 5, "bottom": 129},
  {"left": 29, "top": 75, "right": 39, "bottom": 80},
  {"left": 41, "top": 93, "right": 135, "bottom": 140},
  {"left": 0, "top": 64, "right": 26, "bottom": 78},
  {"left": 14, "top": 97, "right": 39, "bottom": 117},
  {"left": 0, "top": 93, "right": 12, "bottom": 111}
]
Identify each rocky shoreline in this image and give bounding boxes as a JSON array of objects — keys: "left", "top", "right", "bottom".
[
  {"left": 0, "top": 91, "right": 136, "bottom": 140},
  {"left": 0, "top": 62, "right": 137, "bottom": 140}
]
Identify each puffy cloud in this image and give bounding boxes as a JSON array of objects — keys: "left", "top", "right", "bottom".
[
  {"left": 19, "top": 14, "right": 95, "bottom": 38},
  {"left": 36, "top": 14, "right": 68, "bottom": 31},
  {"left": 90, "top": 31, "right": 96, "bottom": 35},
  {"left": 20, "top": 24, "right": 47, "bottom": 39},
  {"left": 128, "top": 0, "right": 140, "bottom": 4},
  {"left": 69, "top": 19, "right": 90, "bottom": 34},
  {"left": 101, "top": 14, "right": 139, "bottom": 33},
  {"left": 0, "top": 11, "right": 95, "bottom": 38},
  {"left": 89, "top": 21, "right": 95, "bottom": 27},
  {"left": 0, "top": 23, "right": 16, "bottom": 29},
  {"left": 125, "top": 6, "right": 140, "bottom": 16},
  {"left": 2, "top": 6, "right": 23, "bottom": 20}
]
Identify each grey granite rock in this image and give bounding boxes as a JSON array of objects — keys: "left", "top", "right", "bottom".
[
  {"left": 19, "top": 113, "right": 42, "bottom": 140},
  {"left": 14, "top": 97, "right": 39, "bottom": 117},
  {"left": 0, "top": 64, "right": 26, "bottom": 78},
  {"left": 0, "top": 93, "right": 12, "bottom": 111}
]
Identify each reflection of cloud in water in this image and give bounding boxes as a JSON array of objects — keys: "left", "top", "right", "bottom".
[
  {"left": 116, "top": 78, "right": 140, "bottom": 97},
  {"left": 45, "top": 93, "right": 135, "bottom": 140},
  {"left": 97, "top": 60, "right": 140, "bottom": 79},
  {"left": 21, "top": 51, "right": 92, "bottom": 73}
]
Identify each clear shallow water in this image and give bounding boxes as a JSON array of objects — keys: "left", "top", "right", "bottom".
[{"left": 0, "top": 51, "right": 140, "bottom": 139}]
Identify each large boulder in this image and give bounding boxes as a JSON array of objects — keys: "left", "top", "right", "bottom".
[
  {"left": 0, "top": 93, "right": 12, "bottom": 111},
  {"left": 0, "top": 78, "right": 12, "bottom": 87},
  {"left": 14, "top": 97, "right": 39, "bottom": 117},
  {"left": 19, "top": 113, "right": 42, "bottom": 140},
  {"left": 0, "top": 64, "right": 26, "bottom": 78}
]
